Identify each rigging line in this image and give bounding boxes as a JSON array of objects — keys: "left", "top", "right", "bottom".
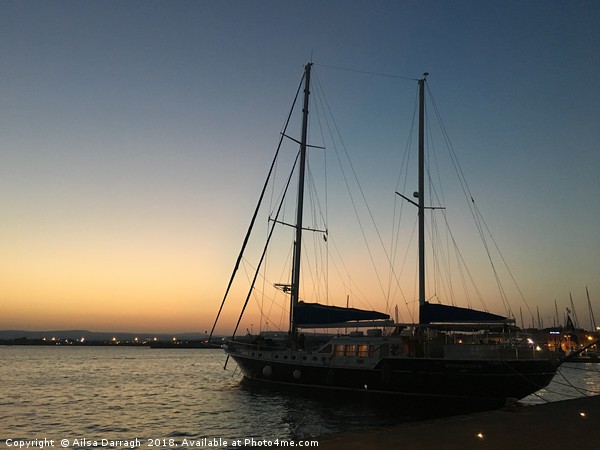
[
  {"left": 312, "top": 74, "right": 391, "bottom": 310},
  {"left": 389, "top": 88, "right": 418, "bottom": 306},
  {"left": 500, "top": 360, "right": 560, "bottom": 393},
  {"left": 311, "top": 74, "right": 331, "bottom": 304},
  {"left": 266, "top": 244, "right": 294, "bottom": 327},
  {"left": 424, "top": 103, "right": 472, "bottom": 309},
  {"left": 209, "top": 72, "right": 305, "bottom": 343},
  {"left": 230, "top": 150, "right": 301, "bottom": 341},
  {"left": 315, "top": 73, "right": 403, "bottom": 311},
  {"left": 554, "top": 370, "right": 597, "bottom": 395},
  {"left": 423, "top": 92, "right": 475, "bottom": 310},
  {"left": 426, "top": 84, "right": 517, "bottom": 318},
  {"left": 328, "top": 237, "right": 377, "bottom": 313},
  {"left": 391, "top": 215, "right": 419, "bottom": 323},
  {"left": 550, "top": 380, "right": 599, "bottom": 396},
  {"left": 239, "top": 258, "right": 286, "bottom": 332},
  {"left": 531, "top": 384, "right": 584, "bottom": 400},
  {"left": 428, "top": 87, "right": 519, "bottom": 319},
  {"left": 472, "top": 199, "right": 534, "bottom": 316},
  {"left": 313, "top": 62, "right": 418, "bottom": 81}
]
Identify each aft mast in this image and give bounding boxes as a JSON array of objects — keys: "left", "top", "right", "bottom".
[
  {"left": 418, "top": 74, "right": 428, "bottom": 308},
  {"left": 290, "top": 63, "right": 312, "bottom": 340}
]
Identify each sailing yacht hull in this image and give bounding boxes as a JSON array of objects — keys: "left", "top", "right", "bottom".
[{"left": 227, "top": 350, "right": 559, "bottom": 405}]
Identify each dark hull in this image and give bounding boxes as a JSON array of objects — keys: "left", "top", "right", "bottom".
[{"left": 229, "top": 353, "right": 559, "bottom": 407}]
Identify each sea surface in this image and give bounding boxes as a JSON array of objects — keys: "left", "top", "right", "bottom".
[{"left": 1, "top": 346, "right": 599, "bottom": 448}]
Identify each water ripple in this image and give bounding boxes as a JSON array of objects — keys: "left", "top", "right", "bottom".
[{"left": 2, "top": 347, "right": 598, "bottom": 442}]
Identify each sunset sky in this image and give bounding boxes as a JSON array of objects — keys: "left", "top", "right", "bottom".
[{"left": 1, "top": 1, "right": 599, "bottom": 334}]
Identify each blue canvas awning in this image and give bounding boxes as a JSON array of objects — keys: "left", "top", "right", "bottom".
[
  {"left": 420, "top": 301, "right": 507, "bottom": 324},
  {"left": 294, "top": 302, "right": 390, "bottom": 325}
]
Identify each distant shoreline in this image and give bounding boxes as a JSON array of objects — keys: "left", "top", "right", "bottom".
[
  {"left": 0, "top": 329, "right": 224, "bottom": 348},
  {"left": 0, "top": 337, "right": 220, "bottom": 348}
]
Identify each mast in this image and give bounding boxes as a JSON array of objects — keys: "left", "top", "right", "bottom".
[
  {"left": 418, "top": 73, "right": 428, "bottom": 306},
  {"left": 570, "top": 292, "right": 579, "bottom": 329},
  {"left": 519, "top": 307, "right": 524, "bottom": 329},
  {"left": 290, "top": 62, "right": 312, "bottom": 337},
  {"left": 587, "top": 287, "right": 597, "bottom": 331}
]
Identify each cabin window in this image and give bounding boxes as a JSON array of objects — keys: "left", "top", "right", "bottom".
[
  {"left": 357, "top": 345, "right": 370, "bottom": 357},
  {"left": 345, "top": 345, "right": 356, "bottom": 356},
  {"left": 333, "top": 344, "right": 345, "bottom": 356}
]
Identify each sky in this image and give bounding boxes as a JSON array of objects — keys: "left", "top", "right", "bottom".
[{"left": 1, "top": 0, "right": 599, "bottom": 334}]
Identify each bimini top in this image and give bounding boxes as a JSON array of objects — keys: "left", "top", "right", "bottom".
[
  {"left": 420, "top": 301, "right": 507, "bottom": 324},
  {"left": 294, "top": 301, "right": 390, "bottom": 325}
]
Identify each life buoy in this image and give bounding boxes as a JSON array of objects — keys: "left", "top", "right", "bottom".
[{"left": 262, "top": 365, "right": 273, "bottom": 377}]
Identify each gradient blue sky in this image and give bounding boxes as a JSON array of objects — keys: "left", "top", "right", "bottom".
[{"left": 1, "top": 0, "right": 599, "bottom": 333}]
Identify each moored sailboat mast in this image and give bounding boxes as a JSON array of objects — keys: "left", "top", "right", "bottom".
[
  {"left": 418, "top": 74, "right": 427, "bottom": 308},
  {"left": 290, "top": 63, "right": 313, "bottom": 338}
]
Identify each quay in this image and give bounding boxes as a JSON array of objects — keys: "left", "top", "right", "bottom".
[{"left": 319, "top": 395, "right": 600, "bottom": 449}]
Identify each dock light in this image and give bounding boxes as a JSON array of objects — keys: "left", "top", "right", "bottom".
[
  {"left": 535, "top": 346, "right": 542, "bottom": 351},
  {"left": 527, "top": 338, "right": 534, "bottom": 345},
  {"left": 580, "top": 412, "right": 586, "bottom": 417},
  {"left": 476, "top": 433, "right": 484, "bottom": 439}
]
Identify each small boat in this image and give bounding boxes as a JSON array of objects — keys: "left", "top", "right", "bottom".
[{"left": 211, "top": 63, "right": 563, "bottom": 409}]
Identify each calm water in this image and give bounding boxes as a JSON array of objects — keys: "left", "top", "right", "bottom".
[{"left": 1, "top": 346, "right": 598, "bottom": 448}]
